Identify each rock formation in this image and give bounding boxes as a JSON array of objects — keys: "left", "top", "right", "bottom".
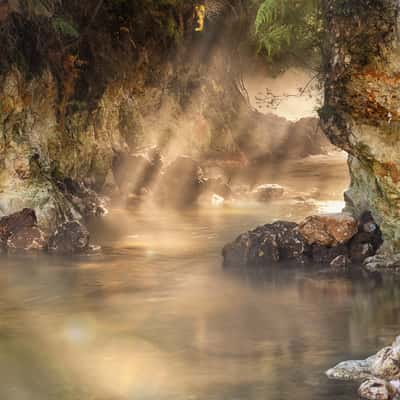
[
  {"left": 321, "top": 0, "right": 400, "bottom": 254},
  {"left": 222, "top": 212, "right": 382, "bottom": 268},
  {"left": 327, "top": 335, "right": 400, "bottom": 400}
]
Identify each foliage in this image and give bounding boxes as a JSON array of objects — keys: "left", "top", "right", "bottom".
[
  {"left": 51, "top": 17, "right": 79, "bottom": 39},
  {"left": 253, "top": 0, "right": 321, "bottom": 66},
  {"left": 20, "top": 0, "right": 61, "bottom": 18}
]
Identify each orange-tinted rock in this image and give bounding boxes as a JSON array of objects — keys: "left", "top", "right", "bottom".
[{"left": 298, "top": 214, "right": 358, "bottom": 246}]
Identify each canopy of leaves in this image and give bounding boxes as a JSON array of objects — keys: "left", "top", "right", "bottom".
[{"left": 253, "top": 0, "right": 321, "bottom": 68}]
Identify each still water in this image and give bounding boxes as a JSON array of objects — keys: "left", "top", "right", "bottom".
[{"left": 0, "top": 201, "right": 399, "bottom": 400}]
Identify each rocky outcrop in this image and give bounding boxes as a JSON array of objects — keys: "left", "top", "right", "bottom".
[
  {"left": 0, "top": 68, "right": 137, "bottom": 231},
  {"left": 0, "top": 208, "right": 92, "bottom": 254},
  {"left": 0, "top": 208, "right": 47, "bottom": 251},
  {"left": 222, "top": 212, "right": 382, "bottom": 268},
  {"left": 0, "top": 1, "right": 255, "bottom": 230},
  {"left": 321, "top": 0, "right": 400, "bottom": 252},
  {"left": 48, "top": 221, "right": 90, "bottom": 254},
  {"left": 327, "top": 336, "right": 400, "bottom": 400}
]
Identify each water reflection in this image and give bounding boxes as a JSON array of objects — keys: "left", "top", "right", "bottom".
[{"left": 0, "top": 204, "right": 399, "bottom": 400}]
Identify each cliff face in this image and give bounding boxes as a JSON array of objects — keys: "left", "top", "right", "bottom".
[
  {"left": 321, "top": 0, "right": 400, "bottom": 252},
  {"left": 0, "top": 1, "right": 249, "bottom": 230}
]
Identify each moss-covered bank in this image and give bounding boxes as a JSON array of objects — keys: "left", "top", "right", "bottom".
[{"left": 0, "top": 0, "right": 253, "bottom": 230}]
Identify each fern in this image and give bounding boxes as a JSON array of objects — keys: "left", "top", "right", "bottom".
[
  {"left": 52, "top": 17, "right": 79, "bottom": 39},
  {"left": 20, "top": 0, "right": 61, "bottom": 18},
  {"left": 254, "top": 0, "right": 320, "bottom": 64}
]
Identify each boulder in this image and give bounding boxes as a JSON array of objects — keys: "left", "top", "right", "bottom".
[
  {"left": 222, "top": 211, "right": 382, "bottom": 268},
  {"left": 155, "top": 156, "right": 206, "bottom": 208},
  {"left": 358, "top": 378, "right": 395, "bottom": 400},
  {"left": 327, "top": 336, "right": 400, "bottom": 383},
  {"left": 251, "top": 184, "right": 285, "bottom": 202},
  {"left": 371, "top": 345, "right": 400, "bottom": 380},
  {"left": 48, "top": 221, "right": 90, "bottom": 254},
  {"left": 7, "top": 226, "right": 47, "bottom": 251},
  {"left": 298, "top": 213, "right": 358, "bottom": 247},
  {"left": 223, "top": 221, "right": 308, "bottom": 267},
  {"left": 0, "top": 208, "right": 37, "bottom": 240}
]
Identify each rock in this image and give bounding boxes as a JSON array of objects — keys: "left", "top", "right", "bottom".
[
  {"left": 321, "top": 1, "right": 400, "bottom": 251},
  {"left": 48, "top": 221, "right": 90, "bottom": 254},
  {"left": 56, "top": 178, "right": 108, "bottom": 218},
  {"left": 349, "top": 212, "right": 383, "bottom": 263},
  {"left": 298, "top": 213, "right": 358, "bottom": 247},
  {"left": 251, "top": 184, "right": 285, "bottom": 202},
  {"left": 371, "top": 345, "right": 400, "bottom": 380},
  {"left": 358, "top": 378, "right": 395, "bottom": 400},
  {"left": 364, "top": 254, "right": 400, "bottom": 272},
  {"left": 326, "top": 356, "right": 377, "bottom": 381},
  {"left": 0, "top": 208, "right": 37, "bottom": 240},
  {"left": 7, "top": 226, "right": 47, "bottom": 251},
  {"left": 155, "top": 156, "right": 206, "bottom": 208},
  {"left": 222, "top": 221, "right": 308, "bottom": 267},
  {"left": 327, "top": 336, "right": 400, "bottom": 385},
  {"left": 311, "top": 243, "right": 348, "bottom": 265},
  {"left": 330, "top": 255, "right": 351, "bottom": 269}
]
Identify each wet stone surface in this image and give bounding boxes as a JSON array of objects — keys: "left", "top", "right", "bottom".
[{"left": 223, "top": 212, "right": 383, "bottom": 268}]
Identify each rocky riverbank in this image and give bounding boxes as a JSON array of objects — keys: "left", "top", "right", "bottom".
[
  {"left": 0, "top": 208, "right": 90, "bottom": 254},
  {"left": 327, "top": 336, "right": 400, "bottom": 400}
]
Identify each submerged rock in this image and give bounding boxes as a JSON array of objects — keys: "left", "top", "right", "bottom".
[
  {"left": 298, "top": 214, "right": 358, "bottom": 247},
  {"left": 222, "top": 221, "right": 308, "bottom": 267},
  {"left": 48, "top": 221, "right": 90, "bottom": 254}
]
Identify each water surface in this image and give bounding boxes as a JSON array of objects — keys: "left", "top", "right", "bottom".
[{"left": 0, "top": 201, "right": 399, "bottom": 400}]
